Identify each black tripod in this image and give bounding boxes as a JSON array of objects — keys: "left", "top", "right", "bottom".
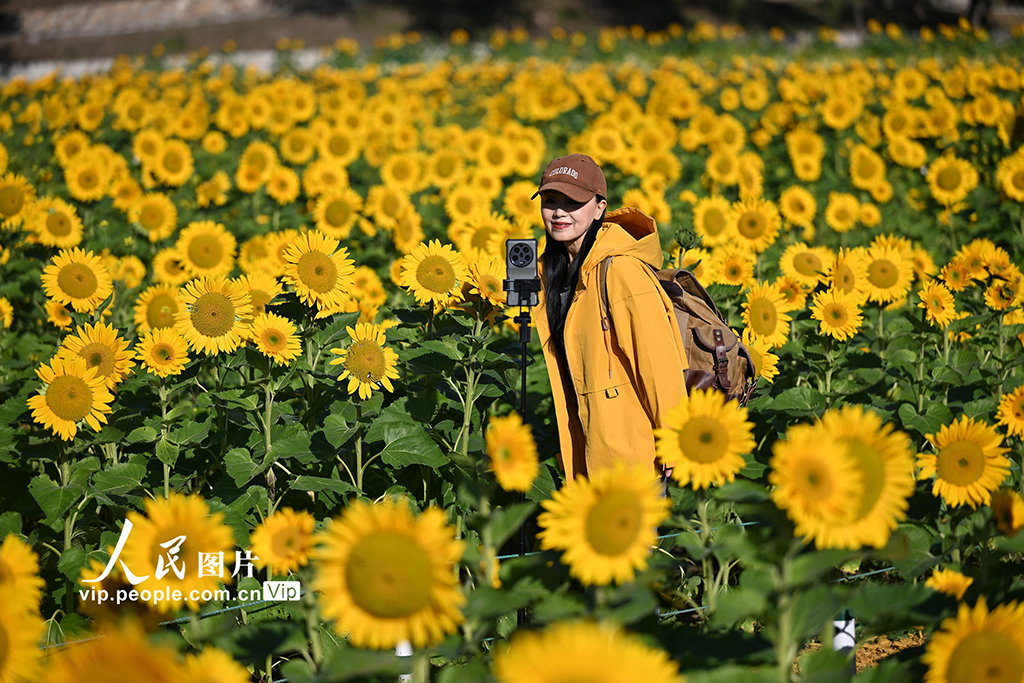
[{"left": 503, "top": 269, "right": 540, "bottom": 629}]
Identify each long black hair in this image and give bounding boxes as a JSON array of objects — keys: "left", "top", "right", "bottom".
[{"left": 542, "top": 206, "right": 606, "bottom": 359}]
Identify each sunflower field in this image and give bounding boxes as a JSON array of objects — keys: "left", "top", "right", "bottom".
[{"left": 1, "top": 17, "right": 1024, "bottom": 683}]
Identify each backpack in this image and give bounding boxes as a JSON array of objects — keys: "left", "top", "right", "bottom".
[{"left": 597, "top": 256, "right": 759, "bottom": 407}]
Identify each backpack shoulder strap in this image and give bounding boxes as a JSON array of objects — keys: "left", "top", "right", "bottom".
[{"left": 598, "top": 256, "right": 615, "bottom": 332}]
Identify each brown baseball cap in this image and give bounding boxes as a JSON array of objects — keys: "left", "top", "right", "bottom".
[{"left": 531, "top": 153, "right": 607, "bottom": 203}]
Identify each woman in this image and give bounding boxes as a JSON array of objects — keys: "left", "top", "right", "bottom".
[{"left": 532, "top": 153, "right": 690, "bottom": 480}]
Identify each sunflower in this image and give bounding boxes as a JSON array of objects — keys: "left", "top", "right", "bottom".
[
  {"left": 301, "top": 158, "right": 350, "bottom": 198},
  {"left": 0, "top": 599, "right": 43, "bottom": 683},
  {"left": 779, "top": 242, "right": 831, "bottom": 288},
  {"left": 393, "top": 206, "right": 425, "bottom": 254},
  {"left": 42, "top": 621, "right": 184, "bottom": 683},
  {"left": 266, "top": 166, "right": 300, "bottom": 206},
  {"left": 152, "top": 247, "right": 191, "bottom": 286},
  {"left": 0, "top": 297, "right": 10, "bottom": 329},
  {"left": 850, "top": 144, "right": 887, "bottom": 190},
  {"left": 381, "top": 151, "right": 425, "bottom": 192},
  {"left": 130, "top": 193, "right": 177, "bottom": 243},
  {"left": 318, "top": 126, "right": 361, "bottom": 166},
  {"left": 998, "top": 155, "right": 1024, "bottom": 202},
  {"left": 925, "top": 568, "right": 974, "bottom": 600},
  {"left": 941, "top": 257, "right": 976, "bottom": 293},
  {"left": 448, "top": 212, "right": 512, "bottom": 255},
  {"left": 328, "top": 322, "right": 399, "bottom": 400},
  {"left": 863, "top": 245, "right": 915, "bottom": 304},
  {"left": 917, "top": 281, "right": 957, "bottom": 328},
  {"left": 769, "top": 425, "right": 864, "bottom": 544},
  {"left": 45, "top": 299, "right": 72, "bottom": 329},
  {"left": 824, "top": 192, "right": 860, "bottom": 233},
  {"left": 444, "top": 184, "right": 489, "bottom": 225},
  {"left": 742, "top": 328, "right": 780, "bottom": 383},
  {"left": 400, "top": 240, "right": 469, "bottom": 309},
  {"left": 282, "top": 230, "right": 356, "bottom": 311},
  {"left": 136, "top": 328, "right": 190, "bottom": 377},
  {"left": 0, "top": 534, "right": 45, "bottom": 612},
  {"left": 182, "top": 648, "right": 251, "bottom": 683},
  {"left": 918, "top": 416, "right": 1011, "bottom": 509},
  {"left": 176, "top": 220, "right": 237, "bottom": 279},
  {"left": 314, "top": 187, "right": 363, "bottom": 239},
  {"left": 813, "top": 405, "right": 916, "bottom": 549},
  {"left": 174, "top": 276, "right": 253, "bottom": 355},
  {"left": 493, "top": 620, "right": 684, "bottom": 683},
  {"left": 741, "top": 281, "right": 791, "bottom": 348},
  {"left": 250, "top": 312, "right": 301, "bottom": 366},
  {"left": 928, "top": 154, "right": 979, "bottom": 206},
  {"left": 0, "top": 173, "right": 36, "bottom": 229},
  {"left": 30, "top": 196, "right": 83, "bottom": 247},
  {"left": 27, "top": 356, "right": 114, "bottom": 441},
  {"left": 366, "top": 184, "right": 413, "bottom": 230},
  {"left": 486, "top": 412, "right": 539, "bottom": 493},
  {"left": 152, "top": 139, "right": 194, "bottom": 187},
  {"left": 992, "top": 489, "right": 1024, "bottom": 538},
  {"left": 121, "top": 493, "right": 236, "bottom": 613},
  {"left": 996, "top": 385, "right": 1024, "bottom": 439},
  {"left": 826, "top": 248, "right": 871, "bottom": 305},
  {"left": 778, "top": 186, "right": 817, "bottom": 229},
  {"left": 727, "top": 197, "right": 781, "bottom": 253},
  {"left": 250, "top": 507, "right": 316, "bottom": 575},
  {"left": 922, "top": 598, "right": 1024, "bottom": 683},
  {"left": 41, "top": 247, "right": 114, "bottom": 313},
  {"left": 811, "top": 288, "right": 863, "bottom": 341},
  {"left": 654, "top": 388, "right": 755, "bottom": 490},
  {"left": 468, "top": 255, "right": 508, "bottom": 310},
  {"left": 711, "top": 245, "right": 756, "bottom": 288},
  {"left": 57, "top": 322, "right": 135, "bottom": 389},
  {"left": 313, "top": 498, "right": 465, "bottom": 650},
  {"left": 133, "top": 284, "right": 181, "bottom": 333},
  {"left": 538, "top": 463, "right": 669, "bottom": 585},
  {"left": 235, "top": 272, "right": 282, "bottom": 315}
]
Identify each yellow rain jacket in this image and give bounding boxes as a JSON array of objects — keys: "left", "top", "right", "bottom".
[{"left": 535, "top": 207, "right": 689, "bottom": 480}]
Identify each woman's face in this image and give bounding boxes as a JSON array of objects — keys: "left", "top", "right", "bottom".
[{"left": 540, "top": 190, "right": 608, "bottom": 259}]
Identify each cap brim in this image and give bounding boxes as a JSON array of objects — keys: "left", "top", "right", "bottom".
[{"left": 530, "top": 181, "right": 597, "bottom": 203}]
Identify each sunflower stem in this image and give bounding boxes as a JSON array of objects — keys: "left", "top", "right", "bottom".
[
  {"left": 160, "top": 378, "right": 170, "bottom": 498},
  {"left": 774, "top": 540, "right": 801, "bottom": 683},
  {"left": 302, "top": 578, "right": 323, "bottom": 668},
  {"left": 264, "top": 358, "right": 277, "bottom": 515},
  {"left": 877, "top": 306, "right": 885, "bottom": 358},
  {"left": 355, "top": 402, "right": 364, "bottom": 492},
  {"left": 696, "top": 490, "right": 717, "bottom": 616},
  {"left": 411, "top": 651, "right": 430, "bottom": 683}
]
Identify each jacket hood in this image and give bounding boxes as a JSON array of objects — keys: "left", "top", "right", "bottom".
[{"left": 579, "top": 206, "right": 664, "bottom": 277}]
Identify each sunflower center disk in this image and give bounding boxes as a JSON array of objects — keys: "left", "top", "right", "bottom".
[
  {"left": 678, "top": 416, "right": 729, "bottom": 464},
  {"left": 346, "top": 340, "right": 386, "bottom": 382},
  {"left": 738, "top": 212, "right": 765, "bottom": 239},
  {"left": 0, "top": 186, "right": 25, "bottom": 216},
  {"left": 271, "top": 529, "right": 301, "bottom": 558},
  {"left": 47, "top": 212, "right": 72, "bottom": 236},
  {"left": 141, "top": 206, "right": 165, "bottom": 231},
  {"left": 946, "top": 632, "right": 1023, "bottom": 683},
  {"left": 749, "top": 298, "right": 778, "bottom": 335},
  {"left": 585, "top": 490, "right": 644, "bottom": 556},
  {"left": 935, "top": 441, "right": 986, "bottom": 486},
  {"left": 263, "top": 330, "right": 284, "bottom": 350},
  {"left": 325, "top": 201, "right": 352, "bottom": 227},
  {"left": 827, "top": 305, "right": 847, "bottom": 324},
  {"left": 845, "top": 438, "right": 886, "bottom": 522},
  {"left": 795, "top": 254, "right": 822, "bottom": 276},
  {"left": 704, "top": 210, "right": 725, "bottom": 235},
  {"left": 155, "top": 345, "right": 173, "bottom": 362},
  {"left": 345, "top": 533, "right": 433, "bottom": 618},
  {"left": 163, "top": 152, "right": 183, "bottom": 173},
  {"left": 190, "top": 292, "right": 237, "bottom": 337},
  {"left": 936, "top": 167, "right": 962, "bottom": 192},
  {"left": 46, "top": 374, "right": 94, "bottom": 422},
  {"left": 1012, "top": 171, "right": 1024, "bottom": 191},
  {"left": 78, "top": 342, "right": 115, "bottom": 377},
  {"left": 147, "top": 295, "right": 179, "bottom": 329},
  {"left": 868, "top": 260, "right": 899, "bottom": 288},
  {"left": 57, "top": 263, "right": 99, "bottom": 299},
  {"left": 416, "top": 255, "right": 457, "bottom": 294},
  {"left": 297, "top": 252, "right": 339, "bottom": 293},
  {"left": 188, "top": 235, "right": 226, "bottom": 269}
]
